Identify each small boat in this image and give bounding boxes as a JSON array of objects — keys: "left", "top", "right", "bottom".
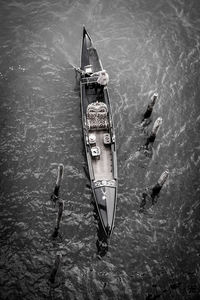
[{"left": 77, "top": 27, "right": 118, "bottom": 237}]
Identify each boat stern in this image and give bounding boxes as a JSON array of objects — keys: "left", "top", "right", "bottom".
[{"left": 93, "top": 180, "right": 117, "bottom": 237}]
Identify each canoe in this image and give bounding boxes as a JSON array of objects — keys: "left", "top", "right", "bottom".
[{"left": 78, "top": 27, "right": 118, "bottom": 237}]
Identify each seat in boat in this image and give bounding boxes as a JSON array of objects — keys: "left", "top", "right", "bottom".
[
  {"left": 103, "top": 133, "right": 111, "bottom": 145},
  {"left": 89, "top": 133, "right": 96, "bottom": 145},
  {"left": 91, "top": 146, "right": 101, "bottom": 159},
  {"left": 87, "top": 102, "right": 108, "bottom": 130}
]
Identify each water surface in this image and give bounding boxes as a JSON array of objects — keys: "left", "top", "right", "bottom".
[{"left": 0, "top": 0, "right": 200, "bottom": 299}]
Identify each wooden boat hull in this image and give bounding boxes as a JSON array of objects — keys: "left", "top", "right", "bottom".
[{"left": 79, "top": 27, "right": 118, "bottom": 237}]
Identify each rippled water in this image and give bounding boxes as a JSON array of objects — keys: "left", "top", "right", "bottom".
[{"left": 0, "top": 0, "right": 200, "bottom": 299}]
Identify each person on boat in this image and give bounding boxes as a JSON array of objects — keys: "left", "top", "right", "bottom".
[
  {"left": 74, "top": 66, "right": 92, "bottom": 79},
  {"left": 74, "top": 67, "right": 87, "bottom": 76},
  {"left": 92, "top": 70, "right": 109, "bottom": 86},
  {"left": 74, "top": 66, "right": 109, "bottom": 85}
]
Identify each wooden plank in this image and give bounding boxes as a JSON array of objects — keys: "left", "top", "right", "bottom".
[{"left": 91, "top": 131, "right": 113, "bottom": 180}]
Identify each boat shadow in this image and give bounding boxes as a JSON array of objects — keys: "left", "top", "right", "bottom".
[{"left": 90, "top": 199, "right": 109, "bottom": 259}]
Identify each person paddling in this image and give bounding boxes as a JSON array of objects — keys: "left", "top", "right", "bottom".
[
  {"left": 74, "top": 66, "right": 109, "bottom": 85},
  {"left": 92, "top": 69, "right": 109, "bottom": 86}
]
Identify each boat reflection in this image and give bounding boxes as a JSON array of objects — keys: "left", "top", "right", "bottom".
[
  {"left": 91, "top": 200, "right": 109, "bottom": 258},
  {"left": 96, "top": 222, "right": 109, "bottom": 258}
]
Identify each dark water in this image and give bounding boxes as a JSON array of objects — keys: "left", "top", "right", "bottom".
[{"left": 0, "top": 0, "right": 200, "bottom": 299}]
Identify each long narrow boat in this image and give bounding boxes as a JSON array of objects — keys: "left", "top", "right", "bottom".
[{"left": 78, "top": 27, "right": 118, "bottom": 237}]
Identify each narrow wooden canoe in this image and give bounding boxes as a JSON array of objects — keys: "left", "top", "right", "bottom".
[{"left": 79, "top": 26, "right": 118, "bottom": 237}]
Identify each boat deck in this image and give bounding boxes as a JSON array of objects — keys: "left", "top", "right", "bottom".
[{"left": 91, "top": 130, "right": 113, "bottom": 181}]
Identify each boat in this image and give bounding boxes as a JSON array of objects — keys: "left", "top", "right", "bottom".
[{"left": 77, "top": 27, "right": 118, "bottom": 237}]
